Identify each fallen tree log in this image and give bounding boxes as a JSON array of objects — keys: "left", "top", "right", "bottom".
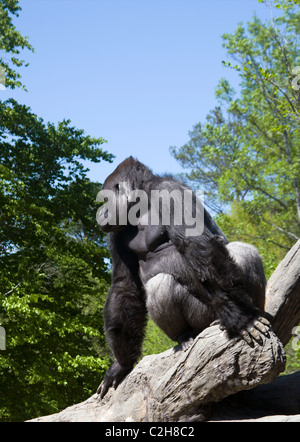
[
  {"left": 29, "top": 240, "right": 300, "bottom": 422},
  {"left": 210, "top": 371, "right": 300, "bottom": 421},
  {"left": 265, "top": 239, "right": 300, "bottom": 345},
  {"left": 29, "top": 326, "right": 286, "bottom": 422}
]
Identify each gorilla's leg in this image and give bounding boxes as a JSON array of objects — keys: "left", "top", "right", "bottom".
[{"left": 145, "top": 273, "right": 215, "bottom": 348}]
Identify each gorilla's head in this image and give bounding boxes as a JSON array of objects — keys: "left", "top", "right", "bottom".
[{"left": 96, "top": 157, "right": 154, "bottom": 232}]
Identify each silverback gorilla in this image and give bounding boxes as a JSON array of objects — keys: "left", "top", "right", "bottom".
[{"left": 96, "top": 157, "right": 269, "bottom": 398}]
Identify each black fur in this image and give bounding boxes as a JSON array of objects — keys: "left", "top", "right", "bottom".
[{"left": 97, "top": 157, "right": 266, "bottom": 398}]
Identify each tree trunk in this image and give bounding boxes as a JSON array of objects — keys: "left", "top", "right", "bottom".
[
  {"left": 265, "top": 239, "right": 300, "bottom": 345},
  {"left": 28, "top": 240, "right": 300, "bottom": 423},
  {"left": 210, "top": 371, "right": 300, "bottom": 421}
]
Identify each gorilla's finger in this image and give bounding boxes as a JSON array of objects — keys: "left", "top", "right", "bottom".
[
  {"left": 253, "top": 319, "right": 269, "bottom": 336},
  {"left": 97, "top": 381, "right": 112, "bottom": 399},
  {"left": 96, "top": 381, "right": 102, "bottom": 396},
  {"left": 248, "top": 326, "right": 263, "bottom": 345},
  {"left": 240, "top": 329, "right": 253, "bottom": 346},
  {"left": 258, "top": 316, "right": 271, "bottom": 328}
]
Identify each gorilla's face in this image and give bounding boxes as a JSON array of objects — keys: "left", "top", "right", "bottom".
[
  {"left": 96, "top": 157, "right": 154, "bottom": 233},
  {"left": 96, "top": 164, "right": 133, "bottom": 233}
]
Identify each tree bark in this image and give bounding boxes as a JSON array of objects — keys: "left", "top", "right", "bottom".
[
  {"left": 210, "top": 371, "right": 300, "bottom": 421},
  {"left": 29, "top": 240, "right": 300, "bottom": 423},
  {"left": 265, "top": 239, "right": 300, "bottom": 345}
]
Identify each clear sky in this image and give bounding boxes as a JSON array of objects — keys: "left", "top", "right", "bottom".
[{"left": 2, "top": 0, "right": 275, "bottom": 183}]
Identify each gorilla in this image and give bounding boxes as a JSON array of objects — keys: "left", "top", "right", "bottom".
[{"left": 96, "top": 157, "right": 269, "bottom": 398}]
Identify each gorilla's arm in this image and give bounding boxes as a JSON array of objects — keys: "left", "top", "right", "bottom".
[
  {"left": 204, "top": 207, "right": 229, "bottom": 243},
  {"left": 154, "top": 180, "right": 260, "bottom": 337},
  {"left": 167, "top": 225, "right": 260, "bottom": 336},
  {"left": 98, "top": 233, "right": 147, "bottom": 398}
]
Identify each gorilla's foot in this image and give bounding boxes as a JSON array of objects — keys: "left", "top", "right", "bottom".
[
  {"left": 177, "top": 330, "right": 197, "bottom": 350},
  {"left": 209, "top": 319, "right": 225, "bottom": 330}
]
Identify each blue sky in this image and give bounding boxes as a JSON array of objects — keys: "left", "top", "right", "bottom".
[{"left": 2, "top": 0, "right": 275, "bottom": 183}]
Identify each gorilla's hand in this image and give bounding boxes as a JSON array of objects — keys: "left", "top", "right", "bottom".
[
  {"left": 97, "top": 361, "right": 132, "bottom": 399},
  {"left": 239, "top": 316, "right": 271, "bottom": 346},
  {"left": 211, "top": 316, "right": 271, "bottom": 346}
]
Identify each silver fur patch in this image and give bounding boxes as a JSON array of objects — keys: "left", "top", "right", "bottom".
[{"left": 144, "top": 273, "right": 174, "bottom": 318}]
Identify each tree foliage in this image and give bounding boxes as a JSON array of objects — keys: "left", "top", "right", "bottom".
[
  {"left": 0, "top": 1, "right": 115, "bottom": 421},
  {"left": 171, "top": 2, "right": 300, "bottom": 270},
  {"left": 0, "top": 98, "right": 115, "bottom": 421},
  {"left": 171, "top": 1, "right": 300, "bottom": 371},
  {"left": 0, "top": 0, "right": 33, "bottom": 89}
]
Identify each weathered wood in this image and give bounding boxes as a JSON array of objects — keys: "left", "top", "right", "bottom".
[
  {"left": 210, "top": 371, "right": 300, "bottom": 421},
  {"left": 29, "top": 373, "right": 300, "bottom": 423},
  {"left": 29, "top": 325, "right": 285, "bottom": 422},
  {"left": 28, "top": 240, "right": 300, "bottom": 423},
  {"left": 265, "top": 239, "right": 300, "bottom": 346}
]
